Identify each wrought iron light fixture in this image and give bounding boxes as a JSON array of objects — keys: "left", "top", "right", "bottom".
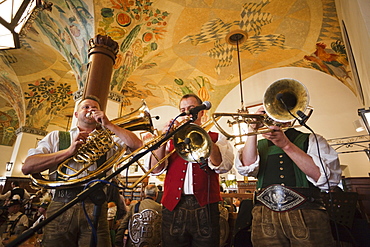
[
  {"left": 0, "top": 0, "right": 48, "bottom": 49},
  {"left": 225, "top": 30, "right": 249, "bottom": 147},
  {"left": 6, "top": 161, "right": 13, "bottom": 171},
  {"left": 353, "top": 119, "right": 365, "bottom": 132},
  {"left": 358, "top": 108, "right": 370, "bottom": 135}
]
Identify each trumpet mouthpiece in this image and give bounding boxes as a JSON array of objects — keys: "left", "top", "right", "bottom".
[{"left": 86, "top": 112, "right": 94, "bottom": 118}]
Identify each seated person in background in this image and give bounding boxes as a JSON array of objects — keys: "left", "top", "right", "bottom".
[
  {"left": 0, "top": 182, "right": 30, "bottom": 206},
  {"left": 35, "top": 188, "right": 52, "bottom": 204},
  {"left": 155, "top": 185, "right": 163, "bottom": 204},
  {"left": 1, "top": 199, "right": 29, "bottom": 244},
  {"left": 31, "top": 202, "right": 49, "bottom": 233},
  {"left": 233, "top": 197, "right": 242, "bottom": 213},
  {"left": 115, "top": 184, "right": 162, "bottom": 247}
]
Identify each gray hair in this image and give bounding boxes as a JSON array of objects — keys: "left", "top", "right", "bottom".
[{"left": 145, "top": 184, "right": 158, "bottom": 197}]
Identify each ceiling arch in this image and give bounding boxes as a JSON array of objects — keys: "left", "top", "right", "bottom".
[{"left": 0, "top": 0, "right": 358, "bottom": 148}]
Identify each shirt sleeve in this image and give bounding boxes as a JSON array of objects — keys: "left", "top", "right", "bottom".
[
  {"left": 27, "top": 131, "right": 60, "bottom": 156},
  {"left": 0, "top": 191, "right": 11, "bottom": 200},
  {"left": 234, "top": 147, "right": 260, "bottom": 177},
  {"left": 208, "top": 134, "right": 234, "bottom": 174},
  {"left": 107, "top": 205, "right": 117, "bottom": 221},
  {"left": 112, "top": 135, "right": 128, "bottom": 154},
  {"left": 145, "top": 142, "right": 170, "bottom": 176},
  {"left": 23, "top": 190, "right": 31, "bottom": 200},
  {"left": 306, "top": 133, "right": 342, "bottom": 190},
  {"left": 20, "top": 214, "right": 29, "bottom": 228}
]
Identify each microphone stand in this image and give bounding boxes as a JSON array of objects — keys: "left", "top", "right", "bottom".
[{"left": 6, "top": 118, "right": 195, "bottom": 247}]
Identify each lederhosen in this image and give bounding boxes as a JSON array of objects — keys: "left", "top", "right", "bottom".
[{"left": 254, "top": 128, "right": 324, "bottom": 212}]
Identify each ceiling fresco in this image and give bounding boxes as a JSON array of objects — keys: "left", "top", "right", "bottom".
[{"left": 0, "top": 0, "right": 354, "bottom": 147}]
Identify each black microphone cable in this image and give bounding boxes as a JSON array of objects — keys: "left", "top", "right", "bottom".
[
  {"left": 186, "top": 138, "right": 212, "bottom": 227},
  {"left": 277, "top": 96, "right": 341, "bottom": 244}
]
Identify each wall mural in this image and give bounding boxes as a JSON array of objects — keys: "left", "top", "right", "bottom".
[
  {"left": 98, "top": 0, "right": 352, "bottom": 114},
  {"left": 296, "top": 0, "right": 354, "bottom": 94},
  {"left": 0, "top": 59, "right": 23, "bottom": 147},
  {"left": 0, "top": 0, "right": 354, "bottom": 147},
  {"left": 303, "top": 41, "right": 351, "bottom": 93},
  {"left": 25, "top": 77, "right": 73, "bottom": 130},
  {"left": 32, "top": 0, "right": 94, "bottom": 88},
  {"left": 179, "top": 0, "right": 287, "bottom": 74},
  {"left": 96, "top": 0, "right": 170, "bottom": 92}
]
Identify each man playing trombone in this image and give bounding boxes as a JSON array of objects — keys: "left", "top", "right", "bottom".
[
  {"left": 235, "top": 105, "right": 342, "bottom": 247},
  {"left": 22, "top": 95, "right": 142, "bottom": 247},
  {"left": 149, "top": 93, "right": 234, "bottom": 247}
]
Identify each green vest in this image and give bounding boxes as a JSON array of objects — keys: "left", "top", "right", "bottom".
[{"left": 256, "top": 128, "right": 309, "bottom": 189}]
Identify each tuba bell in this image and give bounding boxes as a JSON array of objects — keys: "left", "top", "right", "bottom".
[
  {"left": 31, "top": 100, "right": 154, "bottom": 189},
  {"left": 111, "top": 101, "right": 154, "bottom": 133}
]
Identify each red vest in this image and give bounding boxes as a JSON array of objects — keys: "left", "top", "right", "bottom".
[{"left": 162, "top": 132, "right": 222, "bottom": 211}]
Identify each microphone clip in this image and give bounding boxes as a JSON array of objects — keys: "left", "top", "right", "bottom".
[{"left": 296, "top": 110, "right": 310, "bottom": 126}]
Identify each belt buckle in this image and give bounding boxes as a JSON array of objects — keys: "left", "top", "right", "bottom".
[{"left": 256, "top": 184, "right": 306, "bottom": 212}]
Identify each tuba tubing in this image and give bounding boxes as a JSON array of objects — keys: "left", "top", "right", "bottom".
[{"left": 30, "top": 100, "right": 154, "bottom": 189}]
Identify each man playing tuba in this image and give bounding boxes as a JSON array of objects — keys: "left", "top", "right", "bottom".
[{"left": 22, "top": 95, "right": 142, "bottom": 247}]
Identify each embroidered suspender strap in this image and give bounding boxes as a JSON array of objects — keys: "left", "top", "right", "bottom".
[
  {"left": 292, "top": 133, "right": 310, "bottom": 187},
  {"left": 256, "top": 139, "right": 268, "bottom": 189},
  {"left": 9, "top": 213, "right": 25, "bottom": 234},
  {"left": 54, "top": 131, "right": 71, "bottom": 180},
  {"left": 59, "top": 131, "right": 71, "bottom": 151},
  {"left": 134, "top": 201, "right": 141, "bottom": 213}
]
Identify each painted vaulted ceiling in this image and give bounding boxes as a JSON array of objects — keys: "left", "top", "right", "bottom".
[{"left": 0, "top": 0, "right": 356, "bottom": 146}]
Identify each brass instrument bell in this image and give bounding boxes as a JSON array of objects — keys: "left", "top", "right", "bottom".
[{"left": 263, "top": 78, "right": 309, "bottom": 122}]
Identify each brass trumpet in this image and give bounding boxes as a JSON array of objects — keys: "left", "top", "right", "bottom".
[{"left": 212, "top": 78, "right": 313, "bottom": 140}]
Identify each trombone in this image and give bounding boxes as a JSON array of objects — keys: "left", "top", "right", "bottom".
[
  {"left": 113, "top": 118, "right": 215, "bottom": 189},
  {"left": 212, "top": 78, "right": 313, "bottom": 141}
]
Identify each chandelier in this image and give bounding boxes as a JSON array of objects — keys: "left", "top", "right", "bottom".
[
  {"left": 225, "top": 29, "right": 250, "bottom": 148},
  {"left": 0, "top": 0, "right": 51, "bottom": 49}
]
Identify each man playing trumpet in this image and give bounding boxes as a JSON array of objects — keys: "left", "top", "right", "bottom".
[
  {"left": 235, "top": 105, "right": 341, "bottom": 247},
  {"left": 22, "top": 95, "right": 142, "bottom": 247},
  {"left": 149, "top": 93, "right": 234, "bottom": 247}
]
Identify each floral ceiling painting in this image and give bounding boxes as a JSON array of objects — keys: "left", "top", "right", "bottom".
[{"left": 0, "top": 0, "right": 355, "bottom": 146}]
